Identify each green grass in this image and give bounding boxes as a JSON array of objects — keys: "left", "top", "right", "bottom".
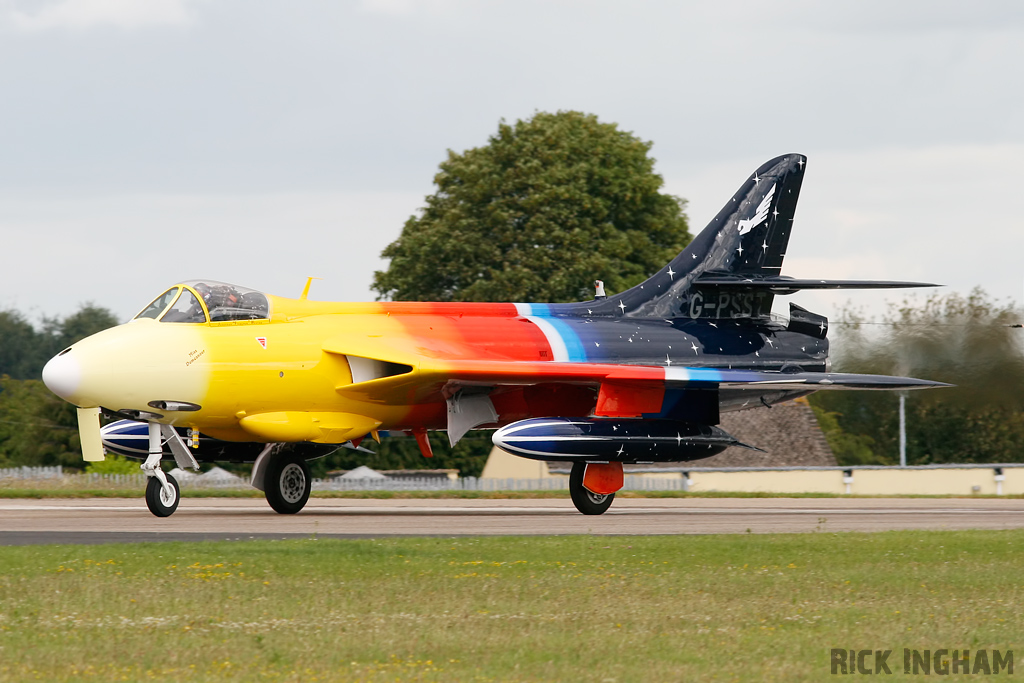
[{"left": 0, "top": 531, "right": 1021, "bottom": 682}]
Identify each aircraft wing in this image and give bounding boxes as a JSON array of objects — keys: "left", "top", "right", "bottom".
[{"left": 328, "top": 341, "right": 947, "bottom": 403}]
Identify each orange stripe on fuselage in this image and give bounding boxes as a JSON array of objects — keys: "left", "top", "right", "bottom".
[
  {"left": 371, "top": 302, "right": 568, "bottom": 430},
  {"left": 379, "top": 302, "right": 555, "bottom": 362}
]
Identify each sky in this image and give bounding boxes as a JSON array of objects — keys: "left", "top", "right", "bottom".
[{"left": 1, "top": 0, "right": 1023, "bottom": 327}]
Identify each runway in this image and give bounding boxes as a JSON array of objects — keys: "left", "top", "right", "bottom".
[{"left": 2, "top": 496, "right": 1024, "bottom": 544}]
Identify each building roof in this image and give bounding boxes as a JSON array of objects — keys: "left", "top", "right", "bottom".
[
  {"left": 547, "top": 398, "right": 835, "bottom": 474},
  {"left": 696, "top": 398, "right": 836, "bottom": 468}
]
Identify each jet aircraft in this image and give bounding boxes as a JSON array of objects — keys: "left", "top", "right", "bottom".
[{"left": 42, "top": 154, "right": 945, "bottom": 517}]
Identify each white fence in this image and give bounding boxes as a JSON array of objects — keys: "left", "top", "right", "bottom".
[
  {"left": 0, "top": 467, "right": 686, "bottom": 492},
  {"left": 0, "top": 466, "right": 64, "bottom": 480}
]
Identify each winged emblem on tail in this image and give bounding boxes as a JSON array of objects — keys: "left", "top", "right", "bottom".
[{"left": 737, "top": 182, "right": 775, "bottom": 235}]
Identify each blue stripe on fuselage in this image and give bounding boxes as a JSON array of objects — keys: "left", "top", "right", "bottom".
[{"left": 526, "top": 304, "right": 590, "bottom": 362}]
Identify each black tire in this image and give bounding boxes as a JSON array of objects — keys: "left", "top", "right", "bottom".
[
  {"left": 145, "top": 473, "right": 180, "bottom": 517},
  {"left": 569, "top": 462, "right": 615, "bottom": 515},
  {"left": 265, "top": 452, "right": 312, "bottom": 514}
]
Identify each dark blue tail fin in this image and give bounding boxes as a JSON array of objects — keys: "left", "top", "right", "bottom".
[
  {"left": 568, "top": 153, "right": 935, "bottom": 320},
  {"left": 600, "top": 154, "right": 806, "bottom": 318}
]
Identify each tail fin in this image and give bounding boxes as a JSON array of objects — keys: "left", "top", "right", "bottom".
[
  {"left": 601, "top": 153, "right": 806, "bottom": 318},
  {"left": 571, "top": 153, "right": 936, "bottom": 320}
]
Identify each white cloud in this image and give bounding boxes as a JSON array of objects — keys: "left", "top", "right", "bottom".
[
  {"left": 8, "top": 0, "right": 199, "bottom": 31},
  {"left": 0, "top": 190, "right": 421, "bottom": 321},
  {"left": 356, "top": 0, "right": 458, "bottom": 17}
]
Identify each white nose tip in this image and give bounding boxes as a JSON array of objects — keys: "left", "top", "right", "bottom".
[{"left": 42, "top": 349, "right": 81, "bottom": 403}]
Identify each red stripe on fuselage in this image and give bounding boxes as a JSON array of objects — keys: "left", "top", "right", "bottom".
[{"left": 379, "top": 301, "right": 555, "bottom": 361}]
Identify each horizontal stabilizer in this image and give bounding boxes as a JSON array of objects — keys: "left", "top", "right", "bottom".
[
  {"left": 693, "top": 274, "right": 940, "bottom": 294},
  {"left": 682, "top": 368, "right": 951, "bottom": 391}
]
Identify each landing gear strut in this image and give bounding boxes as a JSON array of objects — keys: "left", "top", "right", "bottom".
[
  {"left": 264, "top": 451, "right": 312, "bottom": 514},
  {"left": 569, "top": 462, "right": 616, "bottom": 515},
  {"left": 142, "top": 422, "right": 181, "bottom": 517}
]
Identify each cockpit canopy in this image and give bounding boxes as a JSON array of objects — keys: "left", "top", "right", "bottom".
[{"left": 134, "top": 280, "right": 271, "bottom": 324}]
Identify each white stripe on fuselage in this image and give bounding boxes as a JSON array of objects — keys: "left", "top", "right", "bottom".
[{"left": 514, "top": 303, "right": 569, "bottom": 362}]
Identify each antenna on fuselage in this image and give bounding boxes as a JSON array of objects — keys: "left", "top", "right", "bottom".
[{"left": 300, "top": 276, "right": 322, "bottom": 300}]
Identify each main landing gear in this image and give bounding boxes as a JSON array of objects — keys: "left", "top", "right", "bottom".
[
  {"left": 568, "top": 462, "right": 623, "bottom": 515},
  {"left": 138, "top": 424, "right": 314, "bottom": 518},
  {"left": 250, "top": 445, "right": 313, "bottom": 515},
  {"left": 263, "top": 451, "right": 312, "bottom": 514}
]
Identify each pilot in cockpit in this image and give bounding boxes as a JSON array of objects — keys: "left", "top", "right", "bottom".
[
  {"left": 194, "top": 282, "right": 239, "bottom": 315},
  {"left": 191, "top": 282, "right": 268, "bottom": 322}
]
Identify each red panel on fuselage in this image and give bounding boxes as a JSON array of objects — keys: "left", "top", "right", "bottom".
[{"left": 380, "top": 302, "right": 554, "bottom": 362}]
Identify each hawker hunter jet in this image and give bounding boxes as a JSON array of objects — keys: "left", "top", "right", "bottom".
[{"left": 42, "top": 154, "right": 945, "bottom": 517}]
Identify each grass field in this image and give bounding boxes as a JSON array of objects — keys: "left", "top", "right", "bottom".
[{"left": 1, "top": 531, "right": 1021, "bottom": 682}]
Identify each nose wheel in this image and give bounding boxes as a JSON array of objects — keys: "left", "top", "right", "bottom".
[
  {"left": 140, "top": 421, "right": 186, "bottom": 518},
  {"left": 145, "top": 472, "right": 180, "bottom": 517}
]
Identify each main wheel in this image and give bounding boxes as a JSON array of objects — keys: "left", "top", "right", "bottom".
[
  {"left": 145, "top": 473, "right": 180, "bottom": 517},
  {"left": 569, "top": 462, "right": 615, "bottom": 515},
  {"left": 265, "top": 452, "right": 312, "bottom": 514}
]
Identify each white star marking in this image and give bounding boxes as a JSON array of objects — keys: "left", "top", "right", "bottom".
[
  {"left": 616, "top": 445, "right": 625, "bottom": 456},
  {"left": 618, "top": 301, "right": 626, "bottom": 313},
  {"left": 819, "top": 322, "right": 827, "bottom": 333},
  {"left": 676, "top": 433, "right": 683, "bottom": 446},
  {"left": 761, "top": 241, "right": 769, "bottom": 251},
  {"left": 797, "top": 158, "right": 804, "bottom": 169},
  {"left": 691, "top": 342, "right": 699, "bottom": 354},
  {"left": 665, "top": 355, "right": 673, "bottom": 366},
  {"left": 667, "top": 266, "right": 675, "bottom": 280},
  {"left": 692, "top": 254, "right": 697, "bottom": 259},
  {"left": 772, "top": 208, "right": 779, "bottom": 219},
  {"left": 752, "top": 173, "right": 759, "bottom": 182},
  {"left": 595, "top": 342, "right": 600, "bottom": 347},
  {"left": 737, "top": 244, "right": 744, "bottom": 256}
]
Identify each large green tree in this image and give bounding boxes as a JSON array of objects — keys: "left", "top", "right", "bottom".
[
  {"left": 362, "top": 112, "right": 691, "bottom": 476},
  {"left": 810, "top": 289, "right": 1024, "bottom": 465},
  {"left": 0, "top": 304, "right": 120, "bottom": 468},
  {"left": 373, "top": 110, "right": 691, "bottom": 303},
  {"left": 0, "top": 304, "right": 119, "bottom": 380},
  {"left": 0, "top": 310, "right": 40, "bottom": 381}
]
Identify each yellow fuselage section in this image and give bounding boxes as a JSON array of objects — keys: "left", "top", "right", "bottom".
[{"left": 50, "top": 294, "right": 553, "bottom": 444}]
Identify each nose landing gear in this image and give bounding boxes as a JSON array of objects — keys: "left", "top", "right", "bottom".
[
  {"left": 145, "top": 472, "right": 180, "bottom": 517},
  {"left": 140, "top": 422, "right": 195, "bottom": 518}
]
